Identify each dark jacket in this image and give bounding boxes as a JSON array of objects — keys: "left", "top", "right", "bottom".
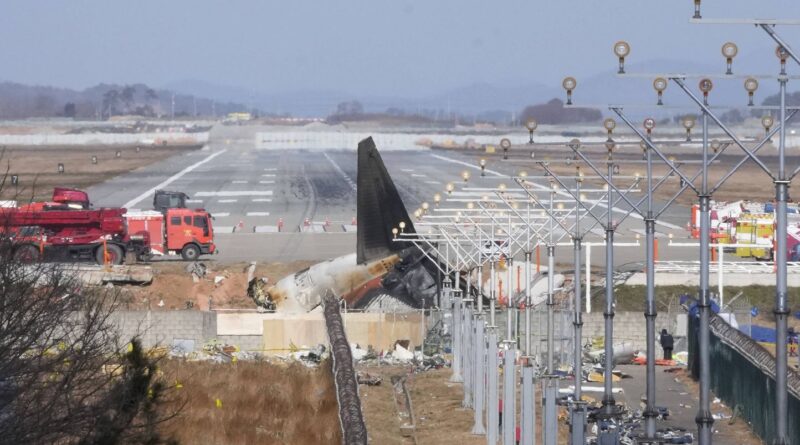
[{"left": 660, "top": 330, "right": 674, "bottom": 349}]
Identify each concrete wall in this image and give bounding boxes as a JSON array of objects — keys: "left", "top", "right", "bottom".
[
  {"left": 109, "top": 309, "right": 683, "bottom": 355},
  {"left": 111, "top": 310, "right": 216, "bottom": 351}
]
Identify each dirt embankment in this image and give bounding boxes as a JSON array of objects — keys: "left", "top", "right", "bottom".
[{"left": 120, "top": 261, "right": 315, "bottom": 310}]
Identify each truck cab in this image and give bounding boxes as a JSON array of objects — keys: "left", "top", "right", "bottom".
[
  {"left": 164, "top": 208, "right": 215, "bottom": 260},
  {"left": 153, "top": 190, "right": 188, "bottom": 213}
]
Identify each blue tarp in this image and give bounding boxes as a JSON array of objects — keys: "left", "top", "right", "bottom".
[{"left": 739, "top": 324, "right": 777, "bottom": 343}]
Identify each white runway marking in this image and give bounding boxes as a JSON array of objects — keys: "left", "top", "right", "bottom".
[
  {"left": 186, "top": 199, "right": 203, "bottom": 204},
  {"left": 259, "top": 180, "right": 275, "bottom": 184},
  {"left": 251, "top": 198, "right": 273, "bottom": 202},
  {"left": 411, "top": 173, "right": 427, "bottom": 178},
  {"left": 247, "top": 212, "right": 270, "bottom": 216},
  {"left": 401, "top": 168, "right": 414, "bottom": 172},
  {"left": 322, "top": 152, "right": 357, "bottom": 191},
  {"left": 264, "top": 168, "right": 277, "bottom": 171},
  {"left": 232, "top": 180, "right": 248, "bottom": 184},
  {"left": 196, "top": 191, "right": 274, "bottom": 197},
  {"left": 212, "top": 212, "right": 231, "bottom": 217},
  {"left": 425, "top": 180, "right": 441, "bottom": 185},
  {"left": 261, "top": 174, "right": 276, "bottom": 177},
  {"left": 218, "top": 199, "right": 238, "bottom": 203},
  {"left": 123, "top": 150, "right": 227, "bottom": 209}
]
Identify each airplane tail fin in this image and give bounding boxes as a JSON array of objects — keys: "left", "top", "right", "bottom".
[{"left": 357, "top": 137, "right": 415, "bottom": 264}]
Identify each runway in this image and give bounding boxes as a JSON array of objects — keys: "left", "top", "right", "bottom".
[{"left": 87, "top": 125, "right": 696, "bottom": 264}]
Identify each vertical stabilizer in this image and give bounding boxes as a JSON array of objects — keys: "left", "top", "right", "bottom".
[{"left": 357, "top": 137, "right": 415, "bottom": 264}]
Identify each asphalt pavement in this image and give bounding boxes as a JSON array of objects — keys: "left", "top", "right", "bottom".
[{"left": 87, "top": 124, "right": 698, "bottom": 264}]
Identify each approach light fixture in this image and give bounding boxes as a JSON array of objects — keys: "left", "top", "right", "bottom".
[
  {"left": 480, "top": 158, "right": 486, "bottom": 177},
  {"left": 91, "top": 155, "right": 98, "bottom": 164},
  {"left": 710, "top": 139, "right": 721, "bottom": 154},
  {"left": 762, "top": 115, "right": 775, "bottom": 141},
  {"left": 525, "top": 119, "right": 538, "bottom": 144},
  {"left": 721, "top": 42, "right": 738, "bottom": 75},
  {"left": 500, "top": 138, "right": 512, "bottom": 160},
  {"left": 682, "top": 115, "right": 696, "bottom": 142},
  {"left": 433, "top": 193, "right": 441, "bottom": 207},
  {"left": 422, "top": 202, "right": 430, "bottom": 213},
  {"left": 639, "top": 140, "right": 647, "bottom": 160},
  {"left": 613, "top": 41, "right": 631, "bottom": 74},
  {"left": 115, "top": 150, "right": 121, "bottom": 158},
  {"left": 58, "top": 163, "right": 64, "bottom": 174},
  {"left": 467, "top": 202, "right": 475, "bottom": 210},
  {"left": 462, "top": 170, "right": 470, "bottom": 182},
  {"left": 569, "top": 138, "right": 581, "bottom": 150},
  {"left": 744, "top": 77, "right": 759, "bottom": 106},
  {"left": 446, "top": 182, "right": 454, "bottom": 195},
  {"left": 653, "top": 77, "right": 668, "bottom": 105},
  {"left": 699, "top": 78, "right": 713, "bottom": 104},
  {"left": 777, "top": 46, "right": 789, "bottom": 74},
  {"left": 562, "top": 77, "right": 577, "bottom": 105},
  {"left": 518, "top": 171, "right": 527, "bottom": 178},
  {"left": 603, "top": 118, "right": 616, "bottom": 142},
  {"left": 643, "top": 117, "right": 656, "bottom": 135},
  {"left": 392, "top": 227, "right": 398, "bottom": 237},
  {"left": 693, "top": 0, "right": 702, "bottom": 19}
]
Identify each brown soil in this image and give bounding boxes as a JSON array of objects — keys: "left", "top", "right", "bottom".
[
  {"left": 121, "top": 260, "right": 315, "bottom": 310},
  {"left": 0, "top": 144, "right": 200, "bottom": 201},
  {"left": 673, "top": 368, "right": 765, "bottom": 445},
  {"left": 159, "top": 359, "right": 341, "bottom": 445}
]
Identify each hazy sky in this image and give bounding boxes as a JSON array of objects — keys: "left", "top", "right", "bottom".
[{"left": 1, "top": 1, "right": 799, "bottom": 96}]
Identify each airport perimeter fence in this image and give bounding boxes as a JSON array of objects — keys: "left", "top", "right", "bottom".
[{"left": 688, "top": 313, "right": 800, "bottom": 444}]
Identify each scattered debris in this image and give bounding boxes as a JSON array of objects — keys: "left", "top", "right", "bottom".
[
  {"left": 186, "top": 262, "right": 207, "bottom": 283},
  {"left": 247, "top": 277, "right": 274, "bottom": 311},
  {"left": 356, "top": 371, "right": 382, "bottom": 386}
]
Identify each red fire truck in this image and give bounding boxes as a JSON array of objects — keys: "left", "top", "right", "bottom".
[{"left": 0, "top": 188, "right": 215, "bottom": 264}]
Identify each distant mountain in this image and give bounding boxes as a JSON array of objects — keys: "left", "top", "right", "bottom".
[
  {"left": 165, "top": 54, "right": 789, "bottom": 119},
  {"left": 0, "top": 81, "right": 258, "bottom": 120}
]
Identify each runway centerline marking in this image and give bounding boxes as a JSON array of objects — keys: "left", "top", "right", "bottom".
[
  {"left": 259, "top": 180, "right": 275, "bottom": 184},
  {"left": 232, "top": 180, "right": 248, "bottom": 184},
  {"left": 218, "top": 199, "right": 238, "bottom": 203},
  {"left": 123, "top": 150, "right": 227, "bottom": 209},
  {"left": 261, "top": 174, "right": 276, "bottom": 177}
]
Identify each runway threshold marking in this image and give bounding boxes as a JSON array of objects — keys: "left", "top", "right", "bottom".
[
  {"left": 429, "top": 153, "right": 683, "bottom": 231},
  {"left": 123, "top": 150, "right": 227, "bottom": 209}
]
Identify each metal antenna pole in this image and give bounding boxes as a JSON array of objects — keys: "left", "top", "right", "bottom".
[
  {"left": 774, "top": 70, "right": 790, "bottom": 445},
  {"left": 503, "top": 210, "right": 517, "bottom": 445},
  {"left": 525, "top": 251, "right": 532, "bottom": 355},
  {"left": 571, "top": 177, "right": 586, "bottom": 445},
  {"left": 643, "top": 134, "right": 658, "bottom": 440},
  {"left": 697, "top": 106, "right": 714, "bottom": 443}
]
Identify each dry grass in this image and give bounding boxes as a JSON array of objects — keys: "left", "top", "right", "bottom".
[
  {"left": 159, "top": 360, "right": 341, "bottom": 445},
  {"left": 0, "top": 144, "right": 200, "bottom": 201}
]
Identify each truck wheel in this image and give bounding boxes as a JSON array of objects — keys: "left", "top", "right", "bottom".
[
  {"left": 181, "top": 244, "right": 200, "bottom": 261},
  {"left": 95, "top": 244, "right": 124, "bottom": 265},
  {"left": 13, "top": 244, "right": 40, "bottom": 263}
]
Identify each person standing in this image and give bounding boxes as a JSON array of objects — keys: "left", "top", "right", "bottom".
[{"left": 660, "top": 329, "right": 674, "bottom": 361}]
